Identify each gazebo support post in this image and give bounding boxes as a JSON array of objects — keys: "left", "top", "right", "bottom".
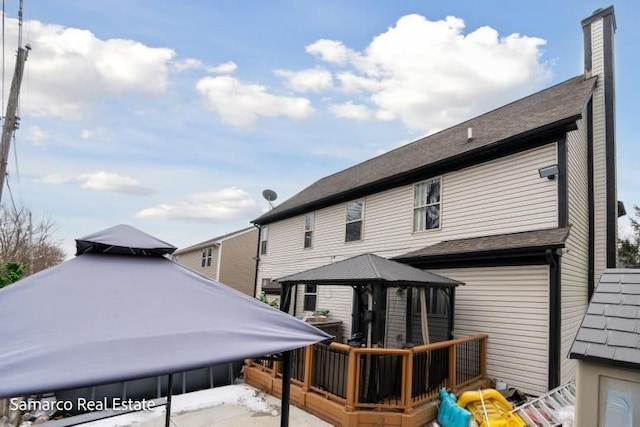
[
  {"left": 352, "top": 285, "right": 363, "bottom": 337},
  {"left": 280, "top": 350, "right": 292, "bottom": 427},
  {"left": 165, "top": 373, "right": 173, "bottom": 427},
  {"left": 405, "top": 287, "right": 413, "bottom": 345},
  {"left": 370, "top": 284, "right": 387, "bottom": 346},
  {"left": 279, "top": 283, "right": 294, "bottom": 427},
  {"left": 448, "top": 288, "right": 456, "bottom": 340}
]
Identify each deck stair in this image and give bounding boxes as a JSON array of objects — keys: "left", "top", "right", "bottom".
[{"left": 511, "top": 381, "right": 576, "bottom": 426}]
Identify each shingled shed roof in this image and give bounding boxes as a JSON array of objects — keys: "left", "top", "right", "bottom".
[
  {"left": 394, "top": 227, "right": 570, "bottom": 261},
  {"left": 254, "top": 75, "right": 597, "bottom": 225},
  {"left": 569, "top": 269, "right": 640, "bottom": 368}
]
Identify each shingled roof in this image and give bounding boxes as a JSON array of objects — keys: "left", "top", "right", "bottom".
[
  {"left": 569, "top": 269, "right": 640, "bottom": 368},
  {"left": 173, "top": 226, "right": 255, "bottom": 255},
  {"left": 394, "top": 227, "right": 570, "bottom": 261},
  {"left": 254, "top": 75, "right": 597, "bottom": 225},
  {"left": 277, "top": 253, "right": 463, "bottom": 287}
]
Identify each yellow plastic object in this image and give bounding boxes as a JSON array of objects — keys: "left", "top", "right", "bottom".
[{"left": 457, "top": 389, "right": 526, "bottom": 427}]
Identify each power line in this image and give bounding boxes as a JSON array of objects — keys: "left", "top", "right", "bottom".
[{"left": 5, "top": 170, "right": 17, "bottom": 214}]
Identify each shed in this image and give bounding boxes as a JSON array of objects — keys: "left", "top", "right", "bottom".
[{"left": 569, "top": 269, "right": 640, "bottom": 426}]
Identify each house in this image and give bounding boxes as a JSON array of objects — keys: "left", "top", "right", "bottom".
[
  {"left": 252, "top": 6, "right": 618, "bottom": 397},
  {"left": 173, "top": 227, "right": 258, "bottom": 296},
  {"left": 570, "top": 269, "right": 640, "bottom": 427}
]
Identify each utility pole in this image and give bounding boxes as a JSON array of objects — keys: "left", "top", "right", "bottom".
[{"left": 0, "top": 44, "right": 30, "bottom": 205}]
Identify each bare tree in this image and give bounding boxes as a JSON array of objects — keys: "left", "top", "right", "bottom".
[{"left": 0, "top": 205, "right": 65, "bottom": 275}]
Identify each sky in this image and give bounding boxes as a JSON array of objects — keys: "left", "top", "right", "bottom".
[{"left": 0, "top": 0, "right": 638, "bottom": 257}]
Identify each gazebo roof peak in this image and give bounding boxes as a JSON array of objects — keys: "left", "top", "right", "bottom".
[{"left": 277, "top": 252, "right": 463, "bottom": 287}]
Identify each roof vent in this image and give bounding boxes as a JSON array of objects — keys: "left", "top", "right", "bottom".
[{"left": 467, "top": 127, "right": 473, "bottom": 142}]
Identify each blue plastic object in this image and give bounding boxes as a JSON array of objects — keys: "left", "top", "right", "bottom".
[{"left": 437, "top": 389, "right": 472, "bottom": 427}]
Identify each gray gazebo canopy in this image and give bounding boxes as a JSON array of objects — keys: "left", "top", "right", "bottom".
[
  {"left": 276, "top": 253, "right": 463, "bottom": 347},
  {"left": 277, "top": 253, "right": 463, "bottom": 287},
  {"left": 0, "top": 224, "right": 330, "bottom": 426}
]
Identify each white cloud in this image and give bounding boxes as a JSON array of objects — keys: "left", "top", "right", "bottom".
[
  {"left": 172, "top": 59, "right": 237, "bottom": 74},
  {"left": 196, "top": 75, "right": 314, "bottom": 126},
  {"left": 8, "top": 17, "right": 175, "bottom": 118},
  {"left": 329, "top": 102, "right": 371, "bottom": 120},
  {"left": 619, "top": 217, "right": 634, "bottom": 241},
  {"left": 310, "top": 14, "right": 550, "bottom": 132},
  {"left": 306, "top": 39, "right": 355, "bottom": 65},
  {"left": 207, "top": 61, "right": 238, "bottom": 74},
  {"left": 274, "top": 67, "right": 333, "bottom": 92},
  {"left": 25, "top": 126, "right": 48, "bottom": 146},
  {"left": 79, "top": 171, "right": 154, "bottom": 195},
  {"left": 80, "top": 130, "right": 94, "bottom": 139},
  {"left": 37, "top": 174, "right": 70, "bottom": 185},
  {"left": 172, "top": 58, "right": 205, "bottom": 72},
  {"left": 136, "top": 187, "right": 257, "bottom": 221}
]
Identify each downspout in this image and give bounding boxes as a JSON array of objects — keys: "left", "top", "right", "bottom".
[
  {"left": 546, "top": 249, "right": 561, "bottom": 389},
  {"left": 449, "top": 287, "right": 456, "bottom": 340},
  {"left": 586, "top": 98, "right": 595, "bottom": 300},
  {"left": 215, "top": 241, "right": 222, "bottom": 282},
  {"left": 252, "top": 224, "right": 261, "bottom": 298}
]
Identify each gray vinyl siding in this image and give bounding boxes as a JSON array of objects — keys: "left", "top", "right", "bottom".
[
  {"left": 219, "top": 228, "right": 259, "bottom": 296},
  {"left": 590, "top": 18, "right": 607, "bottom": 279},
  {"left": 435, "top": 266, "right": 550, "bottom": 396},
  {"left": 561, "top": 113, "right": 590, "bottom": 384},
  {"left": 257, "top": 144, "right": 558, "bottom": 345},
  {"left": 174, "top": 229, "right": 257, "bottom": 295},
  {"left": 174, "top": 245, "right": 220, "bottom": 280}
]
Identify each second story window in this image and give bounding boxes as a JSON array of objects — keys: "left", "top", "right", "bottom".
[
  {"left": 345, "top": 199, "right": 364, "bottom": 242},
  {"left": 413, "top": 177, "right": 441, "bottom": 232},
  {"left": 260, "top": 225, "right": 269, "bottom": 255},
  {"left": 201, "top": 247, "right": 212, "bottom": 267},
  {"left": 304, "top": 212, "right": 314, "bottom": 248}
]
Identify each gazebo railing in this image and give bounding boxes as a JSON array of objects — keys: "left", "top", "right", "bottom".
[{"left": 246, "top": 333, "right": 487, "bottom": 413}]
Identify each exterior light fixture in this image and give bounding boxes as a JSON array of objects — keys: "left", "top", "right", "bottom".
[{"left": 538, "top": 164, "right": 560, "bottom": 180}]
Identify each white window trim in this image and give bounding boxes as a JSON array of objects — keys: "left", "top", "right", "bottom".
[
  {"left": 260, "top": 225, "right": 269, "bottom": 255},
  {"left": 304, "top": 212, "right": 314, "bottom": 249},
  {"left": 303, "top": 284, "right": 318, "bottom": 312},
  {"left": 412, "top": 176, "right": 442, "bottom": 233},
  {"left": 201, "top": 247, "right": 213, "bottom": 267},
  {"left": 345, "top": 198, "right": 365, "bottom": 243}
]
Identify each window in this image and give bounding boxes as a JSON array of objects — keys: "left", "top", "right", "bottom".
[
  {"left": 345, "top": 199, "right": 364, "bottom": 242},
  {"left": 260, "top": 225, "right": 268, "bottom": 255},
  {"left": 201, "top": 247, "right": 212, "bottom": 267},
  {"left": 304, "top": 212, "right": 314, "bottom": 248},
  {"left": 599, "top": 376, "right": 640, "bottom": 426},
  {"left": 413, "top": 177, "right": 441, "bottom": 231},
  {"left": 303, "top": 284, "right": 317, "bottom": 311},
  {"left": 261, "top": 278, "right": 280, "bottom": 295}
]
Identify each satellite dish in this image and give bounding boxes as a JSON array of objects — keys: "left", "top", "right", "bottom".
[{"left": 262, "top": 189, "right": 278, "bottom": 209}]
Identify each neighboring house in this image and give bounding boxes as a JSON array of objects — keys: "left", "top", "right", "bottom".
[
  {"left": 252, "top": 7, "right": 619, "bottom": 396},
  {"left": 570, "top": 269, "right": 640, "bottom": 427},
  {"left": 173, "top": 227, "right": 258, "bottom": 296}
]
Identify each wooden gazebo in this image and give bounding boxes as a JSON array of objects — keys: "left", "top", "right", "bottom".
[{"left": 246, "top": 254, "right": 489, "bottom": 426}]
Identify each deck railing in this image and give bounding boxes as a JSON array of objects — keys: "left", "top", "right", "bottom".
[{"left": 247, "top": 333, "right": 487, "bottom": 414}]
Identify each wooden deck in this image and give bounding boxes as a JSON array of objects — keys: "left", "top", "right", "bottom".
[{"left": 245, "top": 334, "right": 489, "bottom": 427}]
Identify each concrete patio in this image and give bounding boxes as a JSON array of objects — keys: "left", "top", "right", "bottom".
[{"left": 76, "top": 384, "right": 331, "bottom": 427}]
